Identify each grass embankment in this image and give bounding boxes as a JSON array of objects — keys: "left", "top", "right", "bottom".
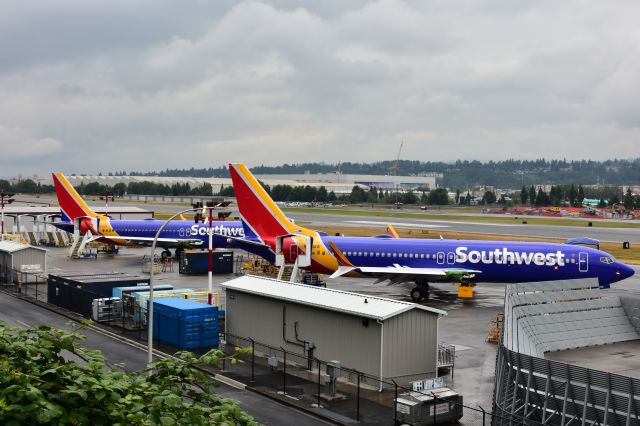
[
  {"left": 313, "top": 225, "right": 640, "bottom": 265},
  {"left": 282, "top": 207, "right": 640, "bottom": 229}
]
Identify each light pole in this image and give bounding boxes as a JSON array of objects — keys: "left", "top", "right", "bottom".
[
  {"left": 100, "top": 192, "right": 114, "bottom": 216},
  {"left": 147, "top": 206, "right": 213, "bottom": 367},
  {"left": 0, "top": 192, "right": 16, "bottom": 241}
]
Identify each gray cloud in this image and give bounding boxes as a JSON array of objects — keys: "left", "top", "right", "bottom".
[{"left": 0, "top": 0, "right": 639, "bottom": 177}]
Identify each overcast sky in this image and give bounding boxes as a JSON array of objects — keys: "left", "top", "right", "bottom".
[{"left": 1, "top": 0, "right": 639, "bottom": 177}]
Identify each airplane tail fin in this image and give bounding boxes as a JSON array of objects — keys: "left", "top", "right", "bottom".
[
  {"left": 229, "top": 163, "right": 299, "bottom": 240},
  {"left": 386, "top": 224, "right": 400, "bottom": 238},
  {"left": 51, "top": 172, "right": 98, "bottom": 221}
]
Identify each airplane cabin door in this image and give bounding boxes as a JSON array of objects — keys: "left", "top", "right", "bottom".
[
  {"left": 446, "top": 252, "right": 455, "bottom": 265},
  {"left": 578, "top": 252, "right": 588, "bottom": 272},
  {"left": 290, "top": 245, "right": 298, "bottom": 262},
  {"left": 437, "top": 252, "right": 445, "bottom": 265}
]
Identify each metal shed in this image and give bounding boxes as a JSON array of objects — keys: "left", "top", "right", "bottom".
[
  {"left": 221, "top": 276, "right": 446, "bottom": 383},
  {"left": 0, "top": 240, "right": 47, "bottom": 273}
]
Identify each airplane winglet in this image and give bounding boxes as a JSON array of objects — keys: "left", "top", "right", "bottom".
[
  {"left": 328, "top": 241, "right": 354, "bottom": 267},
  {"left": 386, "top": 224, "right": 400, "bottom": 239}
]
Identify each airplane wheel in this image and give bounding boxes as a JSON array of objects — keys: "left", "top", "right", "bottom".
[
  {"left": 410, "top": 288, "right": 424, "bottom": 302},
  {"left": 161, "top": 250, "right": 172, "bottom": 260}
]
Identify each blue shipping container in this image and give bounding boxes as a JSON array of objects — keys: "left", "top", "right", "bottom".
[
  {"left": 112, "top": 284, "right": 173, "bottom": 299},
  {"left": 152, "top": 298, "right": 219, "bottom": 349}
]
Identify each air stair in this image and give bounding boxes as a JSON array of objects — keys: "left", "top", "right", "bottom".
[
  {"left": 24, "top": 231, "right": 37, "bottom": 245},
  {"left": 275, "top": 234, "right": 312, "bottom": 283},
  {"left": 68, "top": 217, "right": 101, "bottom": 258}
]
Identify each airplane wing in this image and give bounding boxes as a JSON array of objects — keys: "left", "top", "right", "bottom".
[
  {"left": 99, "top": 235, "right": 203, "bottom": 247},
  {"left": 329, "top": 264, "right": 481, "bottom": 283},
  {"left": 328, "top": 240, "right": 480, "bottom": 284}
]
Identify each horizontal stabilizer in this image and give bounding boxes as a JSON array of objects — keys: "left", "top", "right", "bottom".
[
  {"left": 330, "top": 266, "right": 356, "bottom": 279},
  {"left": 566, "top": 237, "right": 600, "bottom": 247}
]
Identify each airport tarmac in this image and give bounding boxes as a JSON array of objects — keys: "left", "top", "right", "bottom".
[{"left": 41, "top": 246, "right": 640, "bottom": 411}]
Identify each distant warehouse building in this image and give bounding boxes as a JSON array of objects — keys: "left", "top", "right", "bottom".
[
  {"left": 221, "top": 276, "right": 446, "bottom": 383},
  {"left": 35, "top": 172, "right": 438, "bottom": 195}
]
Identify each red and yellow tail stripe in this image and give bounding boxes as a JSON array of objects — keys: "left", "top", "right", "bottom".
[
  {"left": 52, "top": 172, "right": 98, "bottom": 220},
  {"left": 386, "top": 224, "right": 400, "bottom": 239},
  {"left": 328, "top": 241, "right": 354, "bottom": 267},
  {"left": 229, "top": 163, "right": 295, "bottom": 239},
  {"left": 229, "top": 163, "right": 340, "bottom": 273}
]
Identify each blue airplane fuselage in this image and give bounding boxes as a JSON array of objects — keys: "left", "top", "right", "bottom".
[{"left": 317, "top": 236, "right": 634, "bottom": 287}]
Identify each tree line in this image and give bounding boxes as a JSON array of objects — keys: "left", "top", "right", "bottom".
[
  {"left": 516, "top": 184, "right": 640, "bottom": 209},
  {"left": 3, "top": 177, "right": 638, "bottom": 208},
  {"left": 0, "top": 179, "right": 54, "bottom": 194}
]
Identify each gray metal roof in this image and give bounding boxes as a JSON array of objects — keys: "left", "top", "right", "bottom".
[
  {"left": 0, "top": 240, "right": 47, "bottom": 253},
  {"left": 221, "top": 275, "right": 446, "bottom": 320},
  {"left": 504, "top": 279, "right": 639, "bottom": 356}
]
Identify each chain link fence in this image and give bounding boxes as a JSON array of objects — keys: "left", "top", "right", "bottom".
[{"left": 0, "top": 267, "right": 541, "bottom": 425}]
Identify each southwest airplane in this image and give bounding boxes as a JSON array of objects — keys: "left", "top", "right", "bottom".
[
  {"left": 229, "top": 163, "right": 635, "bottom": 300},
  {"left": 51, "top": 172, "right": 251, "bottom": 258}
]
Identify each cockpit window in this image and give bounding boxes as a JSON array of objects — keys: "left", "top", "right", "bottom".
[{"left": 600, "top": 256, "right": 615, "bottom": 264}]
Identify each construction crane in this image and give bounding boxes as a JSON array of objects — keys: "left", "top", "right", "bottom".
[{"left": 391, "top": 141, "right": 404, "bottom": 176}]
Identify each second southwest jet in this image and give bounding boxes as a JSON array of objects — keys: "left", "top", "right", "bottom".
[
  {"left": 229, "top": 163, "right": 635, "bottom": 301},
  {"left": 51, "top": 172, "right": 256, "bottom": 258}
]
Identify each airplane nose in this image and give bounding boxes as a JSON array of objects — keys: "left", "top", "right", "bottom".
[{"left": 616, "top": 263, "right": 635, "bottom": 280}]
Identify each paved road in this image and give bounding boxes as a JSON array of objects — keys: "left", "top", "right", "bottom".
[{"left": 0, "top": 293, "right": 329, "bottom": 426}]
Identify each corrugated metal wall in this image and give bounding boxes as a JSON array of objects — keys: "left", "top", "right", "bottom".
[
  {"left": 493, "top": 344, "right": 640, "bottom": 426},
  {"left": 226, "top": 290, "right": 382, "bottom": 376},
  {"left": 383, "top": 309, "right": 438, "bottom": 379},
  {"left": 13, "top": 248, "right": 46, "bottom": 271},
  {"left": 0, "top": 248, "right": 45, "bottom": 271},
  {"left": 225, "top": 290, "right": 441, "bottom": 379},
  {"left": 0, "top": 252, "right": 9, "bottom": 268}
]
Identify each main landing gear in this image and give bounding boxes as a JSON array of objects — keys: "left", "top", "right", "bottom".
[
  {"left": 174, "top": 246, "right": 184, "bottom": 259},
  {"left": 410, "top": 279, "right": 430, "bottom": 302},
  {"left": 161, "top": 249, "right": 172, "bottom": 260}
]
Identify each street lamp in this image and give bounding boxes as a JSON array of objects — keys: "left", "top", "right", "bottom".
[
  {"left": 147, "top": 206, "right": 217, "bottom": 367},
  {"left": 0, "top": 192, "right": 15, "bottom": 241}
]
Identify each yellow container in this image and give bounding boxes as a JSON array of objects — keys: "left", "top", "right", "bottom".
[{"left": 458, "top": 285, "right": 474, "bottom": 298}]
